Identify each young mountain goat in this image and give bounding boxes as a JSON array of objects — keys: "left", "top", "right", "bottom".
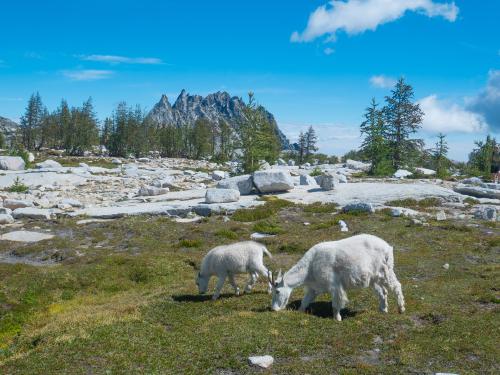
[
  {"left": 196, "top": 241, "right": 273, "bottom": 300},
  {"left": 270, "top": 234, "right": 405, "bottom": 321}
]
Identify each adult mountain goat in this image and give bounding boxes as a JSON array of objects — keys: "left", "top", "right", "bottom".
[
  {"left": 196, "top": 241, "right": 273, "bottom": 300},
  {"left": 270, "top": 234, "right": 405, "bottom": 321}
]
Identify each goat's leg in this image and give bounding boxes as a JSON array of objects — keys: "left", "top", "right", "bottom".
[
  {"left": 212, "top": 274, "right": 227, "bottom": 300},
  {"left": 373, "top": 283, "right": 388, "bottom": 313},
  {"left": 255, "top": 265, "right": 272, "bottom": 294},
  {"left": 385, "top": 269, "right": 405, "bottom": 313},
  {"left": 228, "top": 274, "right": 240, "bottom": 296},
  {"left": 331, "top": 286, "right": 347, "bottom": 321},
  {"left": 244, "top": 272, "right": 258, "bottom": 293},
  {"left": 299, "top": 288, "right": 317, "bottom": 312}
]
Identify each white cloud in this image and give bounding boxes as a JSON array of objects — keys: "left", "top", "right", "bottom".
[
  {"left": 370, "top": 75, "right": 397, "bottom": 88},
  {"left": 80, "top": 54, "right": 164, "bottom": 65},
  {"left": 63, "top": 69, "right": 114, "bottom": 81},
  {"left": 467, "top": 70, "right": 500, "bottom": 131},
  {"left": 418, "top": 95, "right": 487, "bottom": 133},
  {"left": 324, "top": 47, "right": 335, "bottom": 55},
  {"left": 292, "top": 0, "right": 459, "bottom": 43}
]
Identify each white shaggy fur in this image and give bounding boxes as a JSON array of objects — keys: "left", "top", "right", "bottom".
[
  {"left": 270, "top": 234, "right": 405, "bottom": 321},
  {"left": 196, "top": 241, "right": 273, "bottom": 300}
]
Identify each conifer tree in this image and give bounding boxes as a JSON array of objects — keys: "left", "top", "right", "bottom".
[
  {"left": 383, "top": 78, "right": 424, "bottom": 169},
  {"left": 433, "top": 133, "right": 449, "bottom": 178}
]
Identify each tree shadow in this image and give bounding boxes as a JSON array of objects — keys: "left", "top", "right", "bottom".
[
  {"left": 307, "top": 188, "right": 324, "bottom": 193},
  {"left": 172, "top": 291, "right": 265, "bottom": 303}
]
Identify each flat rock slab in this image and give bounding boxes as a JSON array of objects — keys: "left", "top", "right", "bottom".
[
  {"left": 1, "top": 230, "right": 54, "bottom": 242},
  {"left": 248, "top": 355, "right": 274, "bottom": 369}
]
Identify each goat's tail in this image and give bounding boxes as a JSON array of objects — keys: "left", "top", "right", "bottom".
[{"left": 262, "top": 247, "right": 273, "bottom": 259}]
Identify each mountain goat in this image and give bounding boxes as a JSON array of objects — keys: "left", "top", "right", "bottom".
[
  {"left": 270, "top": 234, "right": 405, "bottom": 321},
  {"left": 196, "top": 241, "right": 273, "bottom": 300}
]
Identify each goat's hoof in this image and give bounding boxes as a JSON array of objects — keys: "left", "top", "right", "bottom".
[
  {"left": 335, "top": 314, "right": 342, "bottom": 322},
  {"left": 398, "top": 306, "right": 406, "bottom": 314}
]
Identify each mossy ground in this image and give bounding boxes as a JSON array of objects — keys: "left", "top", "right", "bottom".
[{"left": 0, "top": 200, "right": 498, "bottom": 374}]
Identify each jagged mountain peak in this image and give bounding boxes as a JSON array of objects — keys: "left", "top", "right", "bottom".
[{"left": 147, "top": 90, "right": 290, "bottom": 149}]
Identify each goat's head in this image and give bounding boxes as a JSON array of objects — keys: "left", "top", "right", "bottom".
[
  {"left": 195, "top": 272, "right": 209, "bottom": 294},
  {"left": 269, "top": 269, "right": 292, "bottom": 311}
]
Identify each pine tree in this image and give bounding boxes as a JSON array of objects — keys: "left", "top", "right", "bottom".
[
  {"left": 433, "top": 133, "right": 449, "bottom": 178},
  {"left": 191, "top": 118, "right": 212, "bottom": 159},
  {"left": 304, "top": 126, "right": 318, "bottom": 160},
  {"left": 469, "top": 135, "right": 496, "bottom": 175},
  {"left": 383, "top": 78, "right": 424, "bottom": 169},
  {"left": 297, "top": 131, "right": 307, "bottom": 164},
  {"left": 239, "top": 92, "right": 280, "bottom": 173},
  {"left": 19, "top": 92, "right": 45, "bottom": 150},
  {"left": 360, "top": 98, "right": 391, "bottom": 175},
  {"left": 216, "top": 120, "right": 234, "bottom": 162}
]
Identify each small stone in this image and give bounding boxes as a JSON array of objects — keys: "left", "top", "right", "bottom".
[
  {"left": 248, "top": 355, "right": 274, "bottom": 369},
  {"left": 303, "top": 222, "right": 310, "bottom": 226},
  {"left": 339, "top": 220, "right": 349, "bottom": 232},
  {"left": 211, "top": 170, "right": 226, "bottom": 181},
  {"left": 250, "top": 233, "right": 276, "bottom": 240},
  {"left": 442, "top": 263, "right": 450, "bottom": 270},
  {"left": 343, "top": 202, "right": 375, "bottom": 214},
  {"left": 0, "top": 207, "right": 12, "bottom": 215},
  {"left": 436, "top": 211, "right": 447, "bottom": 221}
]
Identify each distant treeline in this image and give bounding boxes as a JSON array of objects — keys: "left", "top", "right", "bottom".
[{"left": 13, "top": 92, "right": 296, "bottom": 172}]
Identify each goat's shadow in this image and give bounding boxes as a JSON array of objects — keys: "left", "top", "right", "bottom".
[
  {"left": 172, "top": 291, "right": 269, "bottom": 303},
  {"left": 253, "top": 299, "right": 359, "bottom": 320}
]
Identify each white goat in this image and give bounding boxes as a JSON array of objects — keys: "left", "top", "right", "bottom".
[
  {"left": 270, "top": 234, "right": 405, "bottom": 321},
  {"left": 196, "top": 241, "right": 273, "bottom": 300}
]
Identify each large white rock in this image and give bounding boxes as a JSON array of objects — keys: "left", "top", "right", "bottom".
[
  {"left": 0, "top": 156, "right": 25, "bottom": 171},
  {"left": 393, "top": 169, "right": 413, "bottom": 179},
  {"left": 36, "top": 159, "right": 62, "bottom": 169},
  {"left": 205, "top": 188, "right": 240, "bottom": 204},
  {"left": 3, "top": 199, "right": 34, "bottom": 210},
  {"left": 217, "top": 175, "right": 254, "bottom": 195},
  {"left": 248, "top": 355, "right": 274, "bottom": 369},
  {"left": 12, "top": 207, "right": 54, "bottom": 220},
  {"left": 299, "top": 174, "right": 318, "bottom": 186},
  {"left": 253, "top": 170, "right": 294, "bottom": 193},
  {"left": 28, "top": 152, "right": 35, "bottom": 162},
  {"left": 277, "top": 158, "right": 286, "bottom": 166},
  {"left": 319, "top": 173, "right": 338, "bottom": 191},
  {"left": 0, "top": 230, "right": 54, "bottom": 242},
  {"left": 345, "top": 159, "right": 371, "bottom": 172},
  {"left": 0, "top": 214, "right": 14, "bottom": 224},
  {"left": 415, "top": 167, "right": 436, "bottom": 176}
]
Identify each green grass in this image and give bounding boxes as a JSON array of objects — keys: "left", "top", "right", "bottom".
[
  {"left": 302, "top": 202, "right": 338, "bottom": 214},
  {"left": 0, "top": 205, "right": 498, "bottom": 374},
  {"left": 56, "top": 157, "right": 117, "bottom": 169},
  {"left": 232, "top": 197, "right": 294, "bottom": 222},
  {"left": 385, "top": 197, "right": 442, "bottom": 209},
  {"left": 5, "top": 177, "right": 29, "bottom": 193},
  {"left": 253, "top": 220, "right": 284, "bottom": 235}
]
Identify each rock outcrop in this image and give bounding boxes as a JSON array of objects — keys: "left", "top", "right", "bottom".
[{"left": 252, "top": 170, "right": 294, "bottom": 193}]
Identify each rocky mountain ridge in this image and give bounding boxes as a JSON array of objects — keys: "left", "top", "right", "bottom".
[
  {"left": 0, "top": 116, "right": 18, "bottom": 146},
  {"left": 147, "top": 90, "right": 291, "bottom": 149}
]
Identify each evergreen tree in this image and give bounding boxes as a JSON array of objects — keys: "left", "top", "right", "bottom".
[
  {"left": 433, "top": 133, "right": 449, "bottom": 178},
  {"left": 19, "top": 92, "right": 45, "bottom": 150},
  {"left": 239, "top": 92, "right": 280, "bottom": 173},
  {"left": 468, "top": 135, "right": 497, "bottom": 175},
  {"left": 216, "top": 120, "right": 234, "bottom": 162},
  {"left": 383, "top": 78, "right": 424, "bottom": 169},
  {"left": 191, "top": 118, "right": 213, "bottom": 159},
  {"left": 304, "top": 126, "right": 318, "bottom": 160},
  {"left": 297, "top": 131, "right": 307, "bottom": 164},
  {"left": 360, "top": 98, "right": 391, "bottom": 175}
]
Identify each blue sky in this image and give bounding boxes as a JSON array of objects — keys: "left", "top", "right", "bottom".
[{"left": 1, "top": 0, "right": 499, "bottom": 160}]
